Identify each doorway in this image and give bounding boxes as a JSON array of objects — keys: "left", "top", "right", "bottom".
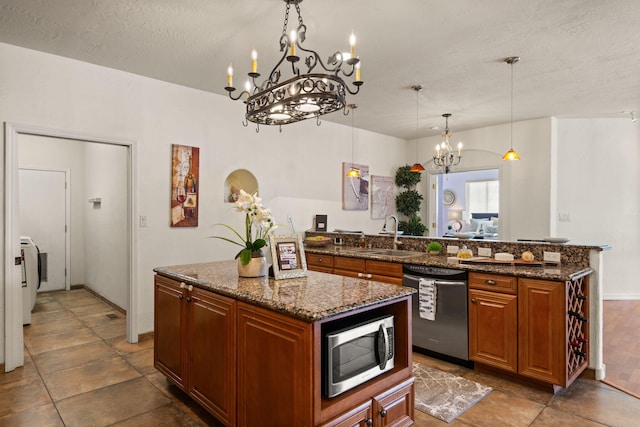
[
  {"left": 19, "top": 168, "right": 69, "bottom": 292},
  {"left": 4, "top": 123, "right": 137, "bottom": 372}
]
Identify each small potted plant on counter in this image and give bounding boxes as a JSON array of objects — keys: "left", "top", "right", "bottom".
[{"left": 427, "top": 241, "right": 443, "bottom": 255}]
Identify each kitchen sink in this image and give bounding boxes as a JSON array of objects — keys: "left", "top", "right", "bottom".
[{"left": 368, "top": 249, "right": 421, "bottom": 258}]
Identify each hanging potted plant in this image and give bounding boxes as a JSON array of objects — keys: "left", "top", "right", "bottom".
[{"left": 210, "top": 190, "right": 277, "bottom": 277}]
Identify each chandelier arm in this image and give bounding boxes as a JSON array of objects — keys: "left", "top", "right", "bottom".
[
  {"left": 227, "top": 90, "right": 251, "bottom": 101},
  {"left": 344, "top": 83, "right": 363, "bottom": 95}
]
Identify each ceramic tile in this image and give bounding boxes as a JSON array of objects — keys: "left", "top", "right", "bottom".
[
  {"left": 80, "top": 310, "right": 124, "bottom": 328},
  {"left": 23, "top": 317, "right": 84, "bottom": 338},
  {"left": 110, "top": 404, "right": 201, "bottom": 426},
  {"left": 455, "top": 390, "right": 545, "bottom": 426},
  {"left": 109, "top": 333, "right": 155, "bottom": 355},
  {"left": 0, "top": 378, "right": 52, "bottom": 417},
  {"left": 0, "top": 355, "right": 38, "bottom": 385},
  {"left": 0, "top": 403, "right": 64, "bottom": 427},
  {"left": 31, "top": 300, "right": 65, "bottom": 314},
  {"left": 30, "top": 309, "right": 76, "bottom": 324},
  {"left": 549, "top": 378, "right": 640, "bottom": 427},
  {"left": 530, "top": 407, "right": 607, "bottom": 426},
  {"left": 23, "top": 327, "right": 100, "bottom": 355},
  {"left": 462, "top": 369, "right": 554, "bottom": 405},
  {"left": 56, "top": 377, "right": 170, "bottom": 427},
  {"left": 31, "top": 340, "right": 116, "bottom": 374},
  {"left": 125, "top": 348, "right": 157, "bottom": 375},
  {"left": 67, "top": 301, "right": 114, "bottom": 317},
  {"left": 42, "top": 356, "right": 141, "bottom": 401}
]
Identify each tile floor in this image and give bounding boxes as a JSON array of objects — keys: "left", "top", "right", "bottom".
[{"left": 1, "top": 289, "right": 638, "bottom": 426}]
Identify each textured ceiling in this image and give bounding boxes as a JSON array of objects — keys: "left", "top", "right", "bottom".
[{"left": 1, "top": 0, "right": 639, "bottom": 139}]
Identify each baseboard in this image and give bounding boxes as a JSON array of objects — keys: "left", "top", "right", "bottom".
[
  {"left": 603, "top": 294, "right": 640, "bottom": 300},
  {"left": 82, "top": 287, "right": 126, "bottom": 314}
]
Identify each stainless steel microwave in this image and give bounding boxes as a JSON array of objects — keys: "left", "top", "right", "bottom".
[{"left": 324, "top": 315, "right": 395, "bottom": 398}]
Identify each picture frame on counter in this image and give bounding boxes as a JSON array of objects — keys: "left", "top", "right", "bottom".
[{"left": 269, "top": 234, "right": 308, "bottom": 280}]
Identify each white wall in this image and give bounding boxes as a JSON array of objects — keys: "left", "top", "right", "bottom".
[
  {"left": 415, "top": 117, "right": 554, "bottom": 241},
  {"left": 0, "top": 42, "right": 407, "bottom": 363},
  {"left": 18, "top": 135, "right": 86, "bottom": 286},
  {"left": 83, "top": 143, "right": 129, "bottom": 309},
  {"left": 556, "top": 118, "right": 640, "bottom": 299}
]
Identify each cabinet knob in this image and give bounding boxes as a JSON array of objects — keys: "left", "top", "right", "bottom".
[
  {"left": 179, "top": 294, "right": 184, "bottom": 300},
  {"left": 180, "top": 282, "right": 186, "bottom": 289},
  {"left": 358, "top": 272, "right": 364, "bottom": 278},
  {"left": 485, "top": 279, "right": 497, "bottom": 285},
  {"left": 365, "top": 418, "right": 373, "bottom": 426},
  {"left": 471, "top": 298, "right": 476, "bottom": 304},
  {"left": 380, "top": 409, "right": 387, "bottom": 418},
  {"left": 186, "top": 297, "right": 192, "bottom": 303},
  {"left": 366, "top": 273, "right": 372, "bottom": 279},
  {"left": 318, "top": 258, "right": 323, "bottom": 262},
  {"left": 188, "top": 284, "right": 194, "bottom": 292}
]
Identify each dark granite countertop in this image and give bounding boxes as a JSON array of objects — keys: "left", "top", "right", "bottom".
[
  {"left": 305, "top": 246, "right": 593, "bottom": 282},
  {"left": 154, "top": 260, "right": 416, "bottom": 323}
]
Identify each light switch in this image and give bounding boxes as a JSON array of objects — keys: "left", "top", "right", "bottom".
[{"left": 139, "top": 216, "right": 148, "bottom": 227}]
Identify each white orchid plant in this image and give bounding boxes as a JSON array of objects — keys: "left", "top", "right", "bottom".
[{"left": 211, "top": 190, "right": 276, "bottom": 265}]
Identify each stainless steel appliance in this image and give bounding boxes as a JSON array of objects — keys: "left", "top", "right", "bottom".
[
  {"left": 403, "top": 265, "right": 469, "bottom": 363},
  {"left": 323, "top": 315, "right": 395, "bottom": 398}
]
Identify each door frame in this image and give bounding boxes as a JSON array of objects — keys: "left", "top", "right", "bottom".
[
  {"left": 4, "top": 122, "right": 138, "bottom": 371},
  {"left": 19, "top": 166, "right": 71, "bottom": 291}
]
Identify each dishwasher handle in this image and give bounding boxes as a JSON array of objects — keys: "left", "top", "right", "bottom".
[{"left": 403, "top": 274, "right": 466, "bottom": 287}]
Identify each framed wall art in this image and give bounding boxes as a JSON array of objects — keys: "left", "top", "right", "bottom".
[
  {"left": 342, "top": 162, "right": 369, "bottom": 211},
  {"left": 171, "top": 144, "right": 200, "bottom": 227},
  {"left": 371, "top": 175, "right": 394, "bottom": 219},
  {"left": 269, "top": 234, "right": 308, "bottom": 280}
]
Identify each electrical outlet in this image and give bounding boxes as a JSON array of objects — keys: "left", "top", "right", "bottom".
[
  {"left": 558, "top": 212, "right": 571, "bottom": 222},
  {"left": 478, "top": 247, "right": 492, "bottom": 257},
  {"left": 447, "top": 245, "right": 459, "bottom": 254},
  {"left": 543, "top": 251, "right": 561, "bottom": 263}
]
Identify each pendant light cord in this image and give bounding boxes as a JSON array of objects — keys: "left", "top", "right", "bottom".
[{"left": 510, "top": 60, "right": 514, "bottom": 150}]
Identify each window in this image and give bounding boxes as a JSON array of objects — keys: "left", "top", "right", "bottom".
[{"left": 466, "top": 180, "right": 499, "bottom": 214}]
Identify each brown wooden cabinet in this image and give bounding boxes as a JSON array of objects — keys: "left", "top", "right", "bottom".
[
  {"left": 468, "top": 272, "right": 590, "bottom": 388},
  {"left": 154, "top": 275, "right": 236, "bottom": 426},
  {"left": 468, "top": 287, "right": 518, "bottom": 373},
  {"left": 307, "top": 253, "right": 335, "bottom": 274},
  {"left": 518, "top": 277, "right": 589, "bottom": 387},
  {"left": 237, "top": 302, "right": 313, "bottom": 427},
  {"left": 155, "top": 272, "right": 414, "bottom": 427},
  {"left": 321, "top": 378, "right": 414, "bottom": 427},
  {"left": 334, "top": 256, "right": 403, "bottom": 286}
]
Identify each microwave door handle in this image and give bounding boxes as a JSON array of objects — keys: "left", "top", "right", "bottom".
[{"left": 377, "top": 324, "right": 390, "bottom": 370}]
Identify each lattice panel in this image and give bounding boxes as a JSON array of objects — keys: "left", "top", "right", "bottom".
[{"left": 567, "top": 276, "right": 589, "bottom": 377}]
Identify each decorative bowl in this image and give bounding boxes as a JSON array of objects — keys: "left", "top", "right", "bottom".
[
  {"left": 453, "top": 233, "right": 473, "bottom": 240},
  {"left": 305, "top": 237, "right": 331, "bottom": 247}
]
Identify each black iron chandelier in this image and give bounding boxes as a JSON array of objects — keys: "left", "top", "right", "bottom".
[{"left": 224, "top": 0, "right": 363, "bottom": 131}]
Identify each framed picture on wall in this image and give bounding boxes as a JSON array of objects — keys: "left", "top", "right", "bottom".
[
  {"left": 171, "top": 144, "right": 200, "bottom": 227},
  {"left": 371, "top": 175, "right": 394, "bottom": 219},
  {"left": 342, "top": 162, "right": 369, "bottom": 210},
  {"left": 269, "top": 234, "right": 308, "bottom": 280}
]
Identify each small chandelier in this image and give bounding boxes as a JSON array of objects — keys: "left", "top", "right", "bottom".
[
  {"left": 224, "top": 0, "right": 363, "bottom": 131},
  {"left": 433, "top": 113, "right": 463, "bottom": 174}
]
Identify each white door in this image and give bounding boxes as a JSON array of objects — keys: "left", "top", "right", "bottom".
[{"left": 18, "top": 168, "right": 67, "bottom": 292}]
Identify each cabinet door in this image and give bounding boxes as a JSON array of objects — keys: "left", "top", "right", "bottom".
[
  {"left": 469, "top": 289, "right": 518, "bottom": 373},
  {"left": 334, "top": 256, "right": 366, "bottom": 273},
  {"left": 372, "top": 377, "right": 414, "bottom": 427},
  {"left": 154, "top": 276, "right": 187, "bottom": 390},
  {"left": 237, "top": 302, "right": 313, "bottom": 427},
  {"left": 320, "top": 401, "right": 373, "bottom": 427},
  {"left": 518, "top": 278, "right": 566, "bottom": 385},
  {"left": 188, "top": 288, "right": 236, "bottom": 426}
]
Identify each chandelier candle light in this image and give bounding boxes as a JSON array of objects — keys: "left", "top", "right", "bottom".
[
  {"left": 224, "top": 0, "right": 364, "bottom": 131},
  {"left": 433, "top": 114, "right": 463, "bottom": 174}
]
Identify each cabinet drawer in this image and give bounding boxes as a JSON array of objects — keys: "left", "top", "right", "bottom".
[
  {"left": 469, "top": 272, "right": 517, "bottom": 294},
  {"left": 306, "top": 253, "right": 334, "bottom": 268},
  {"left": 365, "top": 260, "right": 402, "bottom": 278},
  {"left": 334, "top": 256, "right": 366, "bottom": 272}
]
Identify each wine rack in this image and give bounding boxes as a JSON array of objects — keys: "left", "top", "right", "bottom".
[{"left": 567, "top": 275, "right": 589, "bottom": 378}]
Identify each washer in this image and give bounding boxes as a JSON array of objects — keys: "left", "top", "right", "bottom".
[{"left": 21, "top": 236, "right": 40, "bottom": 325}]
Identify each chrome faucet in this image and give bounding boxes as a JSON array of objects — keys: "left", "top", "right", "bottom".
[{"left": 383, "top": 215, "right": 402, "bottom": 250}]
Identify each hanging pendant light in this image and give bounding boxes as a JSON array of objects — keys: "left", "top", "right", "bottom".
[
  {"left": 346, "top": 104, "right": 360, "bottom": 177},
  {"left": 409, "top": 85, "right": 426, "bottom": 173},
  {"left": 432, "top": 113, "right": 463, "bottom": 174},
  {"left": 503, "top": 56, "right": 521, "bottom": 160}
]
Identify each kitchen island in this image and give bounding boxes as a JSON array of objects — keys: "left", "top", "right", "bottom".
[{"left": 153, "top": 260, "right": 417, "bottom": 427}]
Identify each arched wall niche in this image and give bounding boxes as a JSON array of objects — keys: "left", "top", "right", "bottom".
[{"left": 224, "top": 169, "right": 258, "bottom": 203}]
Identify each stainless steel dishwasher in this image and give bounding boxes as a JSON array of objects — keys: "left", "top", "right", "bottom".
[{"left": 403, "top": 264, "right": 470, "bottom": 364}]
